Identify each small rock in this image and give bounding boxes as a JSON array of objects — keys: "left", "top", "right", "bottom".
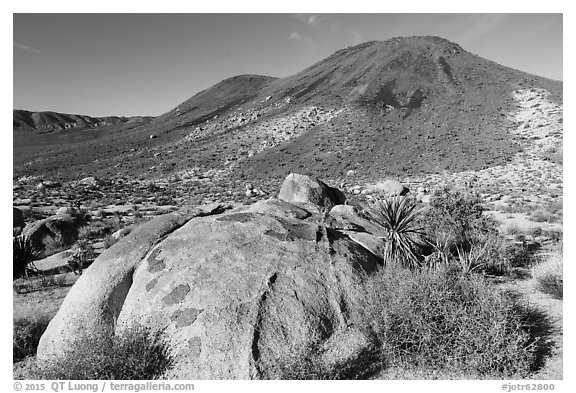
[
  {"left": 56, "top": 207, "right": 77, "bottom": 216},
  {"left": 44, "top": 181, "right": 61, "bottom": 188},
  {"left": 79, "top": 177, "right": 98, "bottom": 187},
  {"left": 111, "top": 227, "right": 132, "bottom": 242}
]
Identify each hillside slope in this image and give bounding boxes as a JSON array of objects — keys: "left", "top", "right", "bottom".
[{"left": 14, "top": 36, "right": 562, "bottom": 197}]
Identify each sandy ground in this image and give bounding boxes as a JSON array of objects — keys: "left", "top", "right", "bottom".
[{"left": 496, "top": 276, "right": 563, "bottom": 380}]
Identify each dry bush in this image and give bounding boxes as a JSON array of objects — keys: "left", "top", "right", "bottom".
[
  {"left": 13, "top": 314, "right": 52, "bottom": 362},
  {"left": 357, "top": 266, "right": 538, "bottom": 378},
  {"left": 32, "top": 325, "right": 173, "bottom": 380},
  {"left": 532, "top": 250, "right": 563, "bottom": 300},
  {"left": 530, "top": 209, "right": 556, "bottom": 223}
]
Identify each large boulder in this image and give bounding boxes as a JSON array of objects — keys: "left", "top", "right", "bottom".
[
  {"left": 34, "top": 249, "right": 75, "bottom": 274},
  {"left": 368, "top": 179, "right": 409, "bottom": 196},
  {"left": 37, "top": 197, "right": 385, "bottom": 379},
  {"left": 278, "top": 173, "right": 346, "bottom": 209},
  {"left": 22, "top": 214, "right": 84, "bottom": 250}
]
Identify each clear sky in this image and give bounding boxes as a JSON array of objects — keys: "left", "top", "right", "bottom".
[{"left": 13, "top": 13, "right": 563, "bottom": 117}]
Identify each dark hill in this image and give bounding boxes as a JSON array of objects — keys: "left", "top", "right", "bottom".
[{"left": 14, "top": 36, "right": 562, "bottom": 198}]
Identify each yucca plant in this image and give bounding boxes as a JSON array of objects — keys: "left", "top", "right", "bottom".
[
  {"left": 423, "top": 237, "right": 451, "bottom": 271},
  {"left": 455, "top": 242, "right": 490, "bottom": 275},
  {"left": 13, "top": 235, "right": 42, "bottom": 280},
  {"left": 367, "top": 196, "right": 427, "bottom": 269}
]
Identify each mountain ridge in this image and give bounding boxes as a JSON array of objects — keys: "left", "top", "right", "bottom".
[
  {"left": 13, "top": 109, "right": 153, "bottom": 133},
  {"left": 14, "top": 36, "right": 562, "bottom": 201}
]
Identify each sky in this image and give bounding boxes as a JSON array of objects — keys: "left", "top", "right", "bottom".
[{"left": 13, "top": 13, "right": 563, "bottom": 117}]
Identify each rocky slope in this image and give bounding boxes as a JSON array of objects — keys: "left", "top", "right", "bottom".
[{"left": 13, "top": 36, "right": 562, "bottom": 209}]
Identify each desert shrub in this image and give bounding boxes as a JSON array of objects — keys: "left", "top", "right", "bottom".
[
  {"left": 365, "top": 196, "right": 427, "bottom": 268},
  {"left": 13, "top": 235, "right": 42, "bottom": 279},
  {"left": 528, "top": 227, "right": 544, "bottom": 238},
  {"left": 416, "top": 188, "right": 524, "bottom": 274},
  {"left": 357, "top": 266, "right": 538, "bottom": 378},
  {"left": 541, "top": 229, "right": 563, "bottom": 243},
  {"left": 275, "top": 343, "right": 382, "bottom": 380},
  {"left": 70, "top": 208, "right": 91, "bottom": 229},
  {"left": 532, "top": 252, "right": 563, "bottom": 300},
  {"left": 530, "top": 209, "right": 556, "bottom": 223},
  {"left": 514, "top": 233, "right": 527, "bottom": 242},
  {"left": 35, "top": 325, "right": 173, "bottom": 380},
  {"left": 505, "top": 223, "right": 523, "bottom": 236},
  {"left": 78, "top": 217, "right": 122, "bottom": 241},
  {"left": 419, "top": 187, "right": 496, "bottom": 252},
  {"left": 67, "top": 240, "right": 95, "bottom": 274},
  {"left": 13, "top": 314, "right": 52, "bottom": 362},
  {"left": 14, "top": 274, "right": 72, "bottom": 294},
  {"left": 157, "top": 196, "right": 176, "bottom": 206},
  {"left": 456, "top": 231, "right": 540, "bottom": 276},
  {"left": 543, "top": 199, "right": 563, "bottom": 216}
]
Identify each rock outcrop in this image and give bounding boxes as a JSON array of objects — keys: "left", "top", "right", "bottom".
[
  {"left": 37, "top": 176, "right": 385, "bottom": 379},
  {"left": 22, "top": 214, "right": 85, "bottom": 250},
  {"left": 369, "top": 180, "right": 409, "bottom": 196},
  {"left": 277, "top": 173, "right": 346, "bottom": 209}
]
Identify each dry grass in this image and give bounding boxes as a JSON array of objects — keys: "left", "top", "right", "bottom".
[
  {"left": 33, "top": 326, "right": 174, "bottom": 380},
  {"left": 13, "top": 277, "right": 76, "bottom": 365},
  {"left": 360, "top": 266, "right": 538, "bottom": 378},
  {"left": 532, "top": 250, "right": 563, "bottom": 300},
  {"left": 13, "top": 315, "right": 52, "bottom": 363}
]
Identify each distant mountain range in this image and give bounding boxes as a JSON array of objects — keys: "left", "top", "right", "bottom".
[{"left": 13, "top": 109, "right": 152, "bottom": 132}]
